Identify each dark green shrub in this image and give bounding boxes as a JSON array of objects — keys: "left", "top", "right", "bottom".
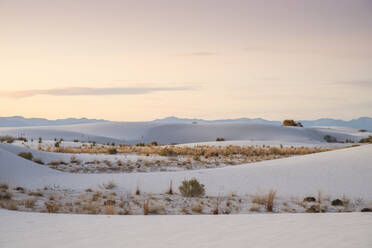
[
  {"left": 18, "top": 152, "right": 33, "bottom": 160},
  {"left": 324, "top": 135, "right": 337, "bottom": 143},
  {"left": 331, "top": 199, "right": 343, "bottom": 206},
  {"left": 150, "top": 141, "right": 158, "bottom": 146},
  {"left": 0, "top": 135, "right": 15, "bottom": 143},
  {"left": 136, "top": 143, "right": 145, "bottom": 147},
  {"left": 108, "top": 148, "right": 118, "bottom": 154},
  {"left": 179, "top": 178, "right": 205, "bottom": 197},
  {"left": 73, "top": 139, "right": 79, "bottom": 142},
  {"left": 216, "top": 137, "right": 225, "bottom": 141},
  {"left": 359, "top": 136, "right": 372, "bottom": 143}
]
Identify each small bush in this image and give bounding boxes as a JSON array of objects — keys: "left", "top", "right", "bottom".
[
  {"left": 0, "top": 135, "right": 15, "bottom": 143},
  {"left": 303, "top": 196, "right": 316, "bottom": 202},
  {"left": 44, "top": 201, "right": 60, "bottom": 213},
  {"left": 359, "top": 129, "right": 368, "bottom": 132},
  {"left": 216, "top": 137, "right": 225, "bottom": 141},
  {"left": 359, "top": 136, "right": 372, "bottom": 143},
  {"left": 73, "top": 139, "right": 79, "bottom": 142},
  {"left": 18, "top": 152, "right": 33, "bottom": 160},
  {"left": 282, "top": 120, "right": 303, "bottom": 127},
  {"left": 0, "top": 191, "right": 12, "bottom": 200},
  {"left": 150, "top": 141, "right": 158, "bottom": 146},
  {"left": 136, "top": 143, "right": 145, "bottom": 147},
  {"left": 323, "top": 135, "right": 337, "bottom": 143},
  {"left": 33, "top": 158, "right": 44, "bottom": 165},
  {"left": 25, "top": 198, "right": 36, "bottom": 208},
  {"left": 54, "top": 141, "right": 60, "bottom": 148},
  {"left": 361, "top": 208, "right": 372, "bottom": 212},
  {"left": 103, "top": 181, "right": 116, "bottom": 190},
  {"left": 331, "top": 199, "right": 343, "bottom": 206},
  {"left": 266, "top": 189, "right": 276, "bottom": 212},
  {"left": 179, "top": 178, "right": 205, "bottom": 197},
  {"left": 107, "top": 148, "right": 118, "bottom": 154}
]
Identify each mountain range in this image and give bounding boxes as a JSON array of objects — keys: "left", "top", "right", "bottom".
[{"left": 0, "top": 116, "right": 371, "bottom": 130}]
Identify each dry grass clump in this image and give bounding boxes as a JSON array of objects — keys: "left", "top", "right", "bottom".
[
  {"left": 18, "top": 152, "right": 33, "bottom": 160},
  {"left": 251, "top": 193, "right": 267, "bottom": 205},
  {"left": 25, "top": 198, "right": 37, "bottom": 208},
  {"left": 28, "top": 191, "right": 43, "bottom": 197},
  {"left": 191, "top": 204, "right": 203, "bottom": 213},
  {"left": 103, "top": 181, "right": 116, "bottom": 190},
  {"left": 266, "top": 189, "right": 276, "bottom": 212},
  {"left": 44, "top": 200, "right": 60, "bottom": 213},
  {"left": 249, "top": 204, "right": 262, "bottom": 212},
  {"left": 40, "top": 143, "right": 332, "bottom": 159},
  {"left": 2, "top": 200, "right": 18, "bottom": 210},
  {"left": 82, "top": 202, "right": 101, "bottom": 214}
]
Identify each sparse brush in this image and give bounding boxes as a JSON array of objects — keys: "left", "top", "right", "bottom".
[
  {"left": 136, "top": 185, "right": 141, "bottom": 195},
  {"left": 249, "top": 204, "right": 262, "bottom": 212},
  {"left": 18, "top": 152, "right": 33, "bottom": 160},
  {"left": 143, "top": 197, "right": 150, "bottom": 215},
  {"left": 179, "top": 178, "right": 205, "bottom": 197},
  {"left": 104, "top": 205, "right": 115, "bottom": 215},
  {"left": 166, "top": 180, "right": 173, "bottom": 195},
  {"left": 44, "top": 200, "right": 60, "bottom": 213},
  {"left": 25, "top": 198, "right": 36, "bottom": 208},
  {"left": 191, "top": 204, "right": 203, "bottom": 213},
  {"left": 103, "top": 181, "right": 116, "bottom": 190},
  {"left": 266, "top": 189, "right": 276, "bottom": 212}
]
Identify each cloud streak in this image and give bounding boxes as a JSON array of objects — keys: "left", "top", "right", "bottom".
[{"left": 0, "top": 86, "right": 196, "bottom": 98}]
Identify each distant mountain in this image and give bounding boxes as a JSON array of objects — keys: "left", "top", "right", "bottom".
[
  {"left": 1, "top": 115, "right": 371, "bottom": 130},
  {"left": 0, "top": 116, "right": 107, "bottom": 127},
  {"left": 153, "top": 116, "right": 372, "bottom": 130},
  {"left": 153, "top": 116, "right": 281, "bottom": 125}
]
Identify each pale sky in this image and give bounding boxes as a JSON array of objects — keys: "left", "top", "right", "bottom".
[{"left": 1, "top": 0, "right": 371, "bottom": 121}]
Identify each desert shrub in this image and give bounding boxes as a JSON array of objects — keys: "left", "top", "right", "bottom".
[
  {"left": 33, "top": 158, "right": 44, "bottom": 164},
  {"left": 159, "top": 147, "right": 177, "bottom": 156},
  {"left": 166, "top": 180, "right": 173, "bottom": 195},
  {"left": 44, "top": 201, "right": 60, "bottom": 213},
  {"left": 361, "top": 208, "right": 372, "bottom": 212},
  {"left": 323, "top": 135, "right": 337, "bottom": 143},
  {"left": 73, "top": 139, "right": 79, "bottom": 142},
  {"left": 359, "top": 129, "right": 368, "bottom": 132},
  {"left": 18, "top": 152, "right": 33, "bottom": 160},
  {"left": 103, "top": 181, "right": 116, "bottom": 189},
  {"left": 0, "top": 135, "right": 15, "bottom": 143},
  {"left": 303, "top": 196, "right": 316, "bottom": 202},
  {"left": 17, "top": 137, "right": 28, "bottom": 142},
  {"left": 136, "top": 143, "right": 145, "bottom": 147},
  {"left": 179, "top": 178, "right": 205, "bottom": 197},
  {"left": 282, "top": 120, "right": 303, "bottom": 127},
  {"left": 252, "top": 194, "right": 267, "bottom": 205},
  {"left": 25, "top": 198, "right": 36, "bottom": 208},
  {"left": 266, "top": 189, "right": 276, "bottom": 212},
  {"left": 0, "top": 191, "right": 12, "bottom": 200},
  {"left": 359, "top": 136, "right": 372, "bottom": 143},
  {"left": 216, "top": 137, "right": 225, "bottom": 141},
  {"left": 108, "top": 148, "right": 118, "bottom": 154},
  {"left": 331, "top": 199, "right": 343, "bottom": 206},
  {"left": 54, "top": 141, "right": 60, "bottom": 148},
  {"left": 38, "top": 137, "right": 42, "bottom": 143},
  {"left": 0, "top": 183, "right": 8, "bottom": 190},
  {"left": 150, "top": 141, "right": 158, "bottom": 146},
  {"left": 191, "top": 204, "right": 203, "bottom": 213}
]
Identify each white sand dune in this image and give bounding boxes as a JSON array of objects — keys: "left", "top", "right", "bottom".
[
  {"left": 1, "top": 122, "right": 369, "bottom": 144},
  {"left": 1, "top": 210, "right": 371, "bottom": 248},
  {"left": 1, "top": 142, "right": 371, "bottom": 199}
]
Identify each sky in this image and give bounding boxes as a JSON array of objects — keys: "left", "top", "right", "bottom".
[{"left": 0, "top": 0, "right": 371, "bottom": 121}]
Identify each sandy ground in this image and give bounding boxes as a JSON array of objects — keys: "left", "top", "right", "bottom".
[{"left": 0, "top": 209, "right": 371, "bottom": 248}]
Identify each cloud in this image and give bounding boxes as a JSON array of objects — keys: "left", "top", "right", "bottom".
[{"left": 0, "top": 86, "right": 196, "bottom": 98}]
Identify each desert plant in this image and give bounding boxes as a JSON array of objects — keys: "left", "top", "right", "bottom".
[
  {"left": 103, "top": 181, "right": 116, "bottom": 190},
  {"left": 282, "top": 120, "right": 303, "bottom": 127},
  {"left": 44, "top": 200, "right": 60, "bottom": 213},
  {"left": 266, "top": 189, "right": 276, "bottom": 212},
  {"left": 0, "top": 135, "right": 15, "bottom": 143},
  {"left": 33, "top": 158, "right": 44, "bottom": 164},
  {"left": 166, "top": 180, "right": 173, "bottom": 195},
  {"left": 108, "top": 148, "right": 118, "bottom": 154},
  {"left": 359, "top": 136, "right": 372, "bottom": 143},
  {"left": 179, "top": 178, "right": 205, "bottom": 197},
  {"left": 18, "top": 152, "right": 33, "bottom": 160},
  {"left": 216, "top": 137, "right": 225, "bottom": 141},
  {"left": 324, "top": 135, "right": 337, "bottom": 143}
]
